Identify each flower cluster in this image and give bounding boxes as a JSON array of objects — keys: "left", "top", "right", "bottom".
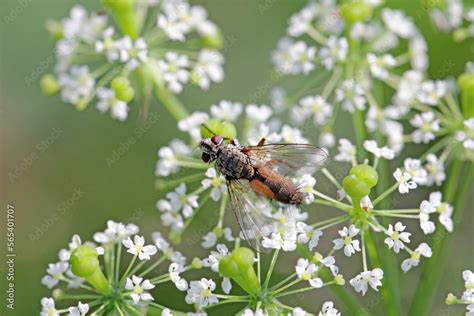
[
  {"left": 41, "top": 0, "right": 224, "bottom": 121},
  {"left": 271, "top": 0, "right": 428, "bottom": 153},
  {"left": 445, "top": 270, "right": 474, "bottom": 315},
  {"left": 428, "top": 0, "right": 474, "bottom": 42}
]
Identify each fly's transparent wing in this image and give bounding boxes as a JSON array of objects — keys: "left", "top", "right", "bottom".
[
  {"left": 245, "top": 144, "right": 329, "bottom": 177},
  {"left": 227, "top": 179, "right": 274, "bottom": 253}
]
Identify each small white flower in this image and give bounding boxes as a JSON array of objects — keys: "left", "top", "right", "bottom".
[
  {"left": 262, "top": 232, "right": 296, "bottom": 252},
  {"left": 245, "top": 104, "right": 273, "bottom": 123},
  {"left": 167, "top": 183, "right": 199, "bottom": 218},
  {"left": 393, "top": 168, "right": 417, "bottom": 194},
  {"left": 96, "top": 87, "right": 129, "bottom": 121},
  {"left": 125, "top": 275, "right": 155, "bottom": 304},
  {"left": 68, "top": 301, "right": 89, "bottom": 316},
  {"left": 287, "top": 3, "right": 316, "bottom": 37},
  {"left": 384, "top": 222, "right": 411, "bottom": 253},
  {"left": 203, "top": 244, "right": 229, "bottom": 273},
  {"left": 367, "top": 53, "right": 396, "bottom": 79},
  {"left": 401, "top": 243, "right": 432, "bottom": 273},
  {"left": 210, "top": 100, "right": 242, "bottom": 122},
  {"left": 41, "top": 262, "right": 69, "bottom": 289},
  {"left": 156, "top": 139, "right": 193, "bottom": 177},
  {"left": 95, "top": 27, "right": 119, "bottom": 62},
  {"left": 117, "top": 36, "right": 148, "bottom": 70},
  {"left": 185, "top": 278, "right": 218, "bottom": 308},
  {"left": 242, "top": 308, "right": 265, "bottom": 316},
  {"left": 122, "top": 235, "right": 157, "bottom": 260},
  {"left": 419, "top": 191, "right": 454, "bottom": 234},
  {"left": 332, "top": 225, "right": 361, "bottom": 257},
  {"left": 58, "top": 65, "right": 95, "bottom": 106},
  {"left": 295, "top": 258, "right": 323, "bottom": 288},
  {"left": 424, "top": 154, "right": 446, "bottom": 186},
  {"left": 319, "top": 301, "right": 341, "bottom": 316},
  {"left": 169, "top": 263, "right": 188, "bottom": 291},
  {"left": 319, "top": 132, "right": 336, "bottom": 148},
  {"left": 158, "top": 52, "right": 190, "bottom": 93},
  {"left": 319, "top": 36, "right": 348, "bottom": 70},
  {"left": 363, "top": 140, "right": 395, "bottom": 160},
  {"left": 292, "top": 307, "right": 308, "bottom": 316},
  {"left": 335, "top": 80, "right": 366, "bottom": 113},
  {"left": 280, "top": 125, "right": 308, "bottom": 143},
  {"left": 455, "top": 118, "right": 474, "bottom": 150},
  {"left": 416, "top": 80, "right": 447, "bottom": 106},
  {"left": 382, "top": 9, "right": 416, "bottom": 39},
  {"left": 93, "top": 220, "right": 139, "bottom": 243},
  {"left": 201, "top": 168, "right": 226, "bottom": 202},
  {"left": 290, "top": 41, "right": 317, "bottom": 74},
  {"left": 295, "top": 174, "right": 316, "bottom": 203},
  {"left": 360, "top": 196, "right": 373, "bottom": 211},
  {"left": 298, "top": 95, "right": 332, "bottom": 125},
  {"left": 409, "top": 36, "right": 428, "bottom": 71},
  {"left": 350, "top": 268, "right": 384, "bottom": 295},
  {"left": 178, "top": 112, "right": 210, "bottom": 143},
  {"left": 41, "top": 297, "right": 59, "bottom": 316},
  {"left": 403, "top": 158, "right": 428, "bottom": 185},
  {"left": 192, "top": 49, "right": 224, "bottom": 90},
  {"left": 334, "top": 138, "right": 356, "bottom": 163}
]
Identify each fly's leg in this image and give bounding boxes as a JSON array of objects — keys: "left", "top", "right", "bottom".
[{"left": 257, "top": 138, "right": 266, "bottom": 146}]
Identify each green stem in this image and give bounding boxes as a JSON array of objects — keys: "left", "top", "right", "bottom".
[
  {"left": 263, "top": 249, "right": 279, "bottom": 289},
  {"left": 154, "top": 82, "right": 189, "bottom": 121},
  {"left": 410, "top": 161, "right": 472, "bottom": 315}
]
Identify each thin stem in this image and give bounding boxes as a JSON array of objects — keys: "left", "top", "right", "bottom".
[
  {"left": 257, "top": 251, "right": 261, "bottom": 285},
  {"left": 306, "top": 26, "right": 328, "bottom": 45},
  {"left": 312, "top": 215, "right": 351, "bottom": 231},
  {"left": 263, "top": 249, "right": 280, "bottom": 289},
  {"left": 361, "top": 231, "right": 368, "bottom": 272},
  {"left": 374, "top": 213, "right": 419, "bottom": 219},
  {"left": 269, "top": 272, "right": 297, "bottom": 291},
  {"left": 217, "top": 193, "right": 228, "bottom": 228},
  {"left": 372, "top": 182, "right": 399, "bottom": 207},
  {"left": 274, "top": 285, "right": 321, "bottom": 298},
  {"left": 115, "top": 242, "right": 122, "bottom": 283},
  {"left": 119, "top": 255, "right": 137, "bottom": 285},
  {"left": 312, "top": 190, "right": 351, "bottom": 212},
  {"left": 271, "top": 278, "right": 301, "bottom": 295},
  {"left": 321, "top": 68, "right": 342, "bottom": 99},
  {"left": 139, "top": 256, "right": 166, "bottom": 278}
]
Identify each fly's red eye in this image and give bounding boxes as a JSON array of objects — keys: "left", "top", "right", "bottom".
[
  {"left": 201, "top": 153, "right": 210, "bottom": 162},
  {"left": 211, "top": 135, "right": 222, "bottom": 145}
]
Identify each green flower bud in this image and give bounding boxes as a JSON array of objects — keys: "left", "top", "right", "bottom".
[
  {"left": 191, "top": 257, "right": 203, "bottom": 269},
  {"left": 453, "top": 28, "right": 468, "bottom": 43},
  {"left": 231, "top": 247, "right": 254, "bottom": 271},
  {"left": 40, "top": 74, "right": 60, "bottom": 96},
  {"left": 45, "top": 20, "right": 63, "bottom": 41},
  {"left": 445, "top": 293, "right": 457, "bottom": 305},
  {"left": 70, "top": 245, "right": 110, "bottom": 295},
  {"left": 220, "top": 122, "right": 237, "bottom": 140},
  {"left": 201, "top": 29, "right": 224, "bottom": 50},
  {"left": 102, "top": 0, "right": 138, "bottom": 39},
  {"left": 75, "top": 98, "right": 89, "bottom": 112},
  {"left": 111, "top": 77, "right": 135, "bottom": 102},
  {"left": 218, "top": 256, "right": 239, "bottom": 278},
  {"left": 343, "top": 174, "right": 370, "bottom": 198},
  {"left": 212, "top": 226, "right": 223, "bottom": 238},
  {"left": 200, "top": 118, "right": 222, "bottom": 139},
  {"left": 422, "top": 0, "right": 445, "bottom": 9},
  {"left": 334, "top": 274, "right": 345, "bottom": 285},
  {"left": 349, "top": 164, "right": 378, "bottom": 188},
  {"left": 340, "top": 1, "right": 372, "bottom": 24},
  {"left": 169, "top": 230, "right": 182, "bottom": 244},
  {"left": 52, "top": 289, "right": 64, "bottom": 300},
  {"left": 458, "top": 72, "right": 474, "bottom": 118}
]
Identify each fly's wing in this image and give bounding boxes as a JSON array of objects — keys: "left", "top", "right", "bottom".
[
  {"left": 244, "top": 144, "right": 329, "bottom": 177},
  {"left": 227, "top": 178, "right": 274, "bottom": 253}
]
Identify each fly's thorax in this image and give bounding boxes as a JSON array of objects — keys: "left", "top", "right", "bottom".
[{"left": 216, "top": 145, "right": 255, "bottom": 179}]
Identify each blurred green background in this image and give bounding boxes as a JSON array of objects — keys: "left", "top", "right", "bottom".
[{"left": 0, "top": 0, "right": 473, "bottom": 315}]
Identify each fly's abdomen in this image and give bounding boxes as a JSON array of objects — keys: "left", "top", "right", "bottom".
[{"left": 254, "top": 166, "right": 303, "bottom": 204}]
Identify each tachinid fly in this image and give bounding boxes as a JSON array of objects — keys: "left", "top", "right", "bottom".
[{"left": 199, "top": 133, "right": 329, "bottom": 253}]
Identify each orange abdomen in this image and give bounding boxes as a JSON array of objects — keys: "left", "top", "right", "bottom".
[{"left": 251, "top": 166, "right": 303, "bottom": 204}]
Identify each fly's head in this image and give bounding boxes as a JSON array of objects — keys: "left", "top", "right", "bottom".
[{"left": 199, "top": 135, "right": 224, "bottom": 163}]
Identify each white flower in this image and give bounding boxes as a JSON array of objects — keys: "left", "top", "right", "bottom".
[
  {"left": 62, "top": 5, "right": 107, "bottom": 43},
  {"left": 58, "top": 65, "right": 95, "bottom": 105},
  {"left": 335, "top": 80, "right": 366, "bottom": 113},
  {"left": 201, "top": 168, "right": 226, "bottom": 201},
  {"left": 403, "top": 158, "right": 428, "bottom": 185},
  {"left": 169, "top": 263, "right": 188, "bottom": 291},
  {"left": 360, "top": 196, "right": 373, "bottom": 211},
  {"left": 424, "top": 154, "right": 446, "bottom": 186},
  {"left": 319, "top": 301, "right": 341, "bottom": 316},
  {"left": 393, "top": 168, "right": 417, "bottom": 194},
  {"left": 382, "top": 9, "right": 416, "bottom": 39},
  {"left": 96, "top": 87, "right": 129, "bottom": 121},
  {"left": 295, "top": 258, "right": 323, "bottom": 288},
  {"left": 156, "top": 140, "right": 193, "bottom": 177},
  {"left": 167, "top": 183, "right": 199, "bottom": 218},
  {"left": 242, "top": 308, "right": 265, "bottom": 316},
  {"left": 296, "top": 222, "right": 323, "bottom": 250},
  {"left": 455, "top": 118, "right": 474, "bottom": 149},
  {"left": 334, "top": 138, "right": 356, "bottom": 163},
  {"left": 280, "top": 125, "right": 308, "bottom": 143},
  {"left": 394, "top": 70, "right": 423, "bottom": 107},
  {"left": 247, "top": 123, "right": 282, "bottom": 146},
  {"left": 419, "top": 191, "right": 454, "bottom": 234},
  {"left": 210, "top": 100, "right": 242, "bottom": 122},
  {"left": 319, "top": 132, "right": 336, "bottom": 148},
  {"left": 41, "top": 262, "right": 69, "bottom": 289},
  {"left": 192, "top": 49, "right": 224, "bottom": 90},
  {"left": 95, "top": 27, "right": 119, "bottom": 62},
  {"left": 416, "top": 80, "right": 447, "bottom": 106},
  {"left": 41, "top": 297, "right": 59, "bottom": 316},
  {"left": 384, "top": 222, "right": 411, "bottom": 253},
  {"left": 245, "top": 104, "right": 273, "bottom": 123},
  {"left": 319, "top": 36, "right": 348, "bottom": 70},
  {"left": 409, "top": 36, "right": 428, "bottom": 71},
  {"left": 158, "top": 52, "right": 190, "bottom": 93},
  {"left": 125, "top": 275, "right": 155, "bottom": 304},
  {"left": 93, "top": 220, "right": 139, "bottom": 243},
  {"left": 410, "top": 112, "right": 440, "bottom": 144},
  {"left": 122, "top": 235, "right": 157, "bottom": 260},
  {"left": 292, "top": 307, "right": 308, "bottom": 316},
  {"left": 363, "top": 140, "right": 395, "bottom": 160},
  {"left": 332, "top": 225, "right": 361, "bottom": 257},
  {"left": 117, "top": 36, "right": 148, "bottom": 70},
  {"left": 178, "top": 112, "right": 210, "bottom": 142},
  {"left": 367, "top": 53, "right": 396, "bottom": 79},
  {"left": 158, "top": 198, "right": 184, "bottom": 231},
  {"left": 262, "top": 232, "right": 296, "bottom": 252},
  {"left": 290, "top": 41, "right": 317, "bottom": 74},
  {"left": 401, "top": 243, "right": 432, "bottom": 272},
  {"left": 287, "top": 2, "right": 316, "bottom": 37},
  {"left": 295, "top": 174, "right": 316, "bottom": 203},
  {"left": 350, "top": 268, "right": 384, "bottom": 295},
  {"left": 298, "top": 95, "right": 332, "bottom": 125},
  {"left": 203, "top": 244, "right": 229, "bottom": 272},
  {"left": 68, "top": 302, "right": 89, "bottom": 316},
  {"left": 185, "top": 278, "right": 218, "bottom": 308}
]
